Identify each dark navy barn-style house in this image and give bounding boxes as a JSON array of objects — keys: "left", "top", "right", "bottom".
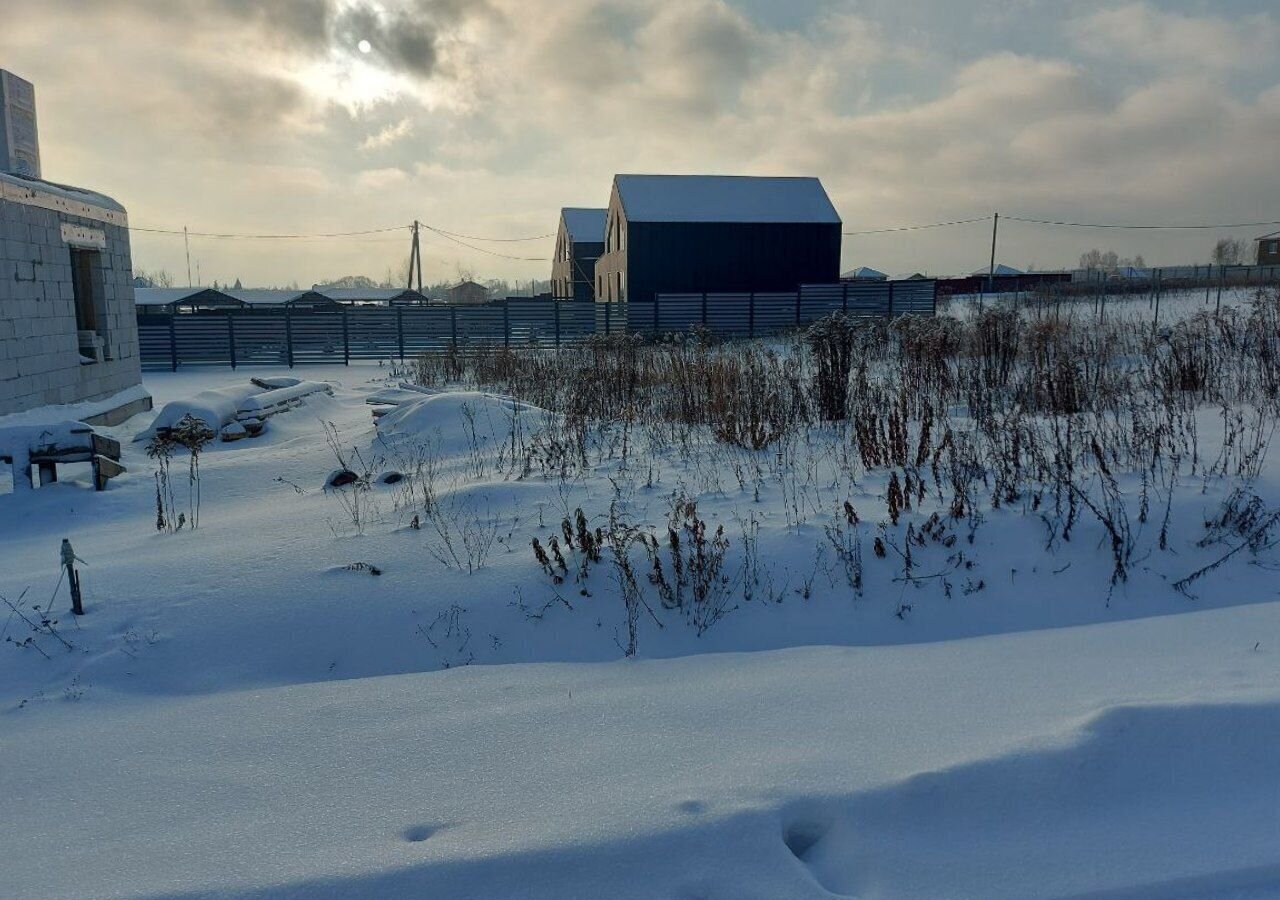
[
  {"left": 593, "top": 175, "right": 842, "bottom": 303},
  {"left": 551, "top": 207, "right": 606, "bottom": 302}
]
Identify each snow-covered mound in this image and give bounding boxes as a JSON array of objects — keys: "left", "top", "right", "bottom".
[
  {"left": 375, "top": 390, "right": 552, "bottom": 455},
  {"left": 136, "top": 384, "right": 263, "bottom": 440}
]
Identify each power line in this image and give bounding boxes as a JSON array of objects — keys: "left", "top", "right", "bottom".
[
  {"left": 1004, "top": 215, "right": 1280, "bottom": 231},
  {"left": 420, "top": 224, "right": 550, "bottom": 261},
  {"left": 425, "top": 225, "right": 555, "bottom": 242},
  {"left": 843, "top": 216, "right": 991, "bottom": 236},
  {"left": 132, "top": 225, "right": 409, "bottom": 239}
]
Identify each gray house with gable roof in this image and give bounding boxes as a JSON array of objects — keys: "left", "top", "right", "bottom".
[{"left": 593, "top": 175, "right": 842, "bottom": 303}]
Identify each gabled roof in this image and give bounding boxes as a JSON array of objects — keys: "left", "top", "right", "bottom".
[
  {"left": 1256, "top": 231, "right": 1280, "bottom": 241},
  {"left": 969, "top": 264, "right": 1023, "bottom": 277},
  {"left": 225, "top": 289, "right": 329, "bottom": 307},
  {"left": 613, "top": 175, "right": 841, "bottom": 224},
  {"left": 842, "top": 266, "right": 887, "bottom": 281},
  {"left": 320, "top": 288, "right": 424, "bottom": 303},
  {"left": 449, "top": 280, "right": 487, "bottom": 291},
  {"left": 561, "top": 208, "right": 607, "bottom": 243},
  {"left": 134, "top": 287, "right": 212, "bottom": 307}
]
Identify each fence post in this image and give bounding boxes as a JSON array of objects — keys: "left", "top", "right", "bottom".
[
  {"left": 701, "top": 292, "right": 708, "bottom": 326},
  {"left": 554, "top": 300, "right": 561, "bottom": 348},
  {"left": 168, "top": 313, "right": 178, "bottom": 372},
  {"left": 795, "top": 290, "right": 802, "bottom": 327},
  {"left": 342, "top": 307, "right": 350, "bottom": 365},
  {"left": 604, "top": 301, "right": 611, "bottom": 335},
  {"left": 227, "top": 314, "right": 237, "bottom": 370},
  {"left": 748, "top": 293, "right": 755, "bottom": 338},
  {"left": 397, "top": 307, "right": 405, "bottom": 361},
  {"left": 450, "top": 304, "right": 458, "bottom": 348},
  {"left": 503, "top": 301, "right": 511, "bottom": 347},
  {"left": 887, "top": 282, "right": 895, "bottom": 320},
  {"left": 653, "top": 295, "right": 660, "bottom": 335},
  {"left": 284, "top": 307, "right": 294, "bottom": 368},
  {"left": 842, "top": 282, "right": 848, "bottom": 314}
]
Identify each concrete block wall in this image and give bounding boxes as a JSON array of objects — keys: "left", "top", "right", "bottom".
[{"left": 0, "top": 195, "right": 144, "bottom": 416}]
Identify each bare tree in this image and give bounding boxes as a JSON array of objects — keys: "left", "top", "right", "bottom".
[{"left": 1212, "top": 237, "right": 1246, "bottom": 266}]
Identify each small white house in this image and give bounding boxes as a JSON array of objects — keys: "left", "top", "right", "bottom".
[{"left": 0, "top": 171, "right": 150, "bottom": 423}]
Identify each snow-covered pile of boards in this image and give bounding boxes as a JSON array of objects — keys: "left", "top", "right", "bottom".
[{"left": 138, "top": 377, "right": 333, "bottom": 443}]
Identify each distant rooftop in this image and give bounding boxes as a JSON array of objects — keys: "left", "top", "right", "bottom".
[
  {"left": 842, "top": 266, "right": 887, "bottom": 281},
  {"left": 320, "top": 288, "right": 421, "bottom": 302},
  {"left": 614, "top": 175, "right": 841, "bottom": 224},
  {"left": 561, "top": 208, "right": 607, "bottom": 243},
  {"left": 969, "top": 264, "right": 1024, "bottom": 277}
]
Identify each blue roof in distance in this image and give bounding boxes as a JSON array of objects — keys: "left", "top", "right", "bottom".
[
  {"left": 561, "top": 208, "right": 606, "bottom": 243},
  {"left": 614, "top": 175, "right": 841, "bottom": 224}
]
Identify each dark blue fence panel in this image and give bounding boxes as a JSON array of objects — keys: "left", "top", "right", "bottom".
[
  {"left": 290, "top": 311, "right": 344, "bottom": 363},
  {"left": 656, "top": 295, "right": 704, "bottom": 332},
  {"left": 345, "top": 308, "right": 399, "bottom": 360},
  {"left": 402, "top": 307, "right": 454, "bottom": 355},
  {"left": 229, "top": 313, "right": 289, "bottom": 365},
  {"left": 138, "top": 284, "right": 935, "bottom": 368}
]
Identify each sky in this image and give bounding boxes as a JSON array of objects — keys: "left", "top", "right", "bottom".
[{"left": 2, "top": 0, "right": 1279, "bottom": 286}]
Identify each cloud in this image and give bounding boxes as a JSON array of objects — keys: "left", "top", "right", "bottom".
[
  {"left": 5, "top": 0, "right": 1280, "bottom": 285},
  {"left": 1070, "top": 2, "right": 1280, "bottom": 71},
  {"left": 360, "top": 117, "right": 414, "bottom": 150}
]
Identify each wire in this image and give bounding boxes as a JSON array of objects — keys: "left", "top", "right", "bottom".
[
  {"left": 420, "top": 224, "right": 550, "bottom": 262},
  {"left": 424, "top": 225, "right": 556, "bottom": 242},
  {"left": 843, "top": 216, "right": 991, "bottom": 236},
  {"left": 1004, "top": 215, "right": 1280, "bottom": 231},
  {"left": 131, "top": 225, "right": 409, "bottom": 239}
]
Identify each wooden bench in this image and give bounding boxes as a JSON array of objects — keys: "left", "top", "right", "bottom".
[{"left": 1, "top": 424, "right": 125, "bottom": 491}]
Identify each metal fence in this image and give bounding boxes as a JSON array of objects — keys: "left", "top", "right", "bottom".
[{"left": 138, "top": 281, "right": 935, "bottom": 369}]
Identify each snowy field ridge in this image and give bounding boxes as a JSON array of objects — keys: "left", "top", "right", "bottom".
[{"left": 2, "top": 291, "right": 1280, "bottom": 898}]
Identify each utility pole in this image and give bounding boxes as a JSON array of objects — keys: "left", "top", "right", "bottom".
[
  {"left": 184, "top": 226, "right": 193, "bottom": 288},
  {"left": 987, "top": 212, "right": 999, "bottom": 296},
  {"left": 407, "top": 220, "right": 423, "bottom": 293},
  {"left": 415, "top": 221, "right": 423, "bottom": 292}
]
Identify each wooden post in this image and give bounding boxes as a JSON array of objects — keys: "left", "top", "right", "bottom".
[
  {"left": 342, "top": 307, "right": 350, "bottom": 365},
  {"left": 227, "top": 315, "right": 237, "bottom": 370},
  {"left": 397, "top": 307, "right": 405, "bottom": 361},
  {"left": 887, "top": 281, "right": 895, "bottom": 320},
  {"left": 748, "top": 292, "right": 755, "bottom": 338},
  {"left": 61, "top": 538, "right": 83, "bottom": 616},
  {"left": 168, "top": 313, "right": 178, "bottom": 372},
  {"left": 504, "top": 301, "right": 511, "bottom": 347},
  {"left": 284, "top": 307, "right": 294, "bottom": 368},
  {"left": 554, "top": 299, "right": 561, "bottom": 348}
]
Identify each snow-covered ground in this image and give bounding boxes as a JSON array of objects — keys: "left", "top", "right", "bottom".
[{"left": 2, "top": 334, "right": 1280, "bottom": 898}]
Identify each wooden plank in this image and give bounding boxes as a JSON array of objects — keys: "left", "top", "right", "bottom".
[
  {"left": 92, "top": 455, "right": 126, "bottom": 491},
  {"left": 91, "top": 432, "right": 122, "bottom": 461}
]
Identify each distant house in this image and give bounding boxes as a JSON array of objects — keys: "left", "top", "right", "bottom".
[
  {"left": 223, "top": 289, "right": 341, "bottom": 310},
  {"left": 1257, "top": 232, "right": 1280, "bottom": 266},
  {"left": 0, "top": 171, "right": 150, "bottom": 422},
  {"left": 134, "top": 287, "right": 244, "bottom": 314},
  {"left": 446, "top": 280, "right": 489, "bottom": 305},
  {"left": 969, "top": 264, "right": 1024, "bottom": 277},
  {"left": 551, "top": 208, "right": 606, "bottom": 302},
  {"left": 594, "top": 174, "right": 842, "bottom": 303},
  {"left": 841, "top": 266, "right": 887, "bottom": 281},
  {"left": 319, "top": 288, "right": 427, "bottom": 306}
]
